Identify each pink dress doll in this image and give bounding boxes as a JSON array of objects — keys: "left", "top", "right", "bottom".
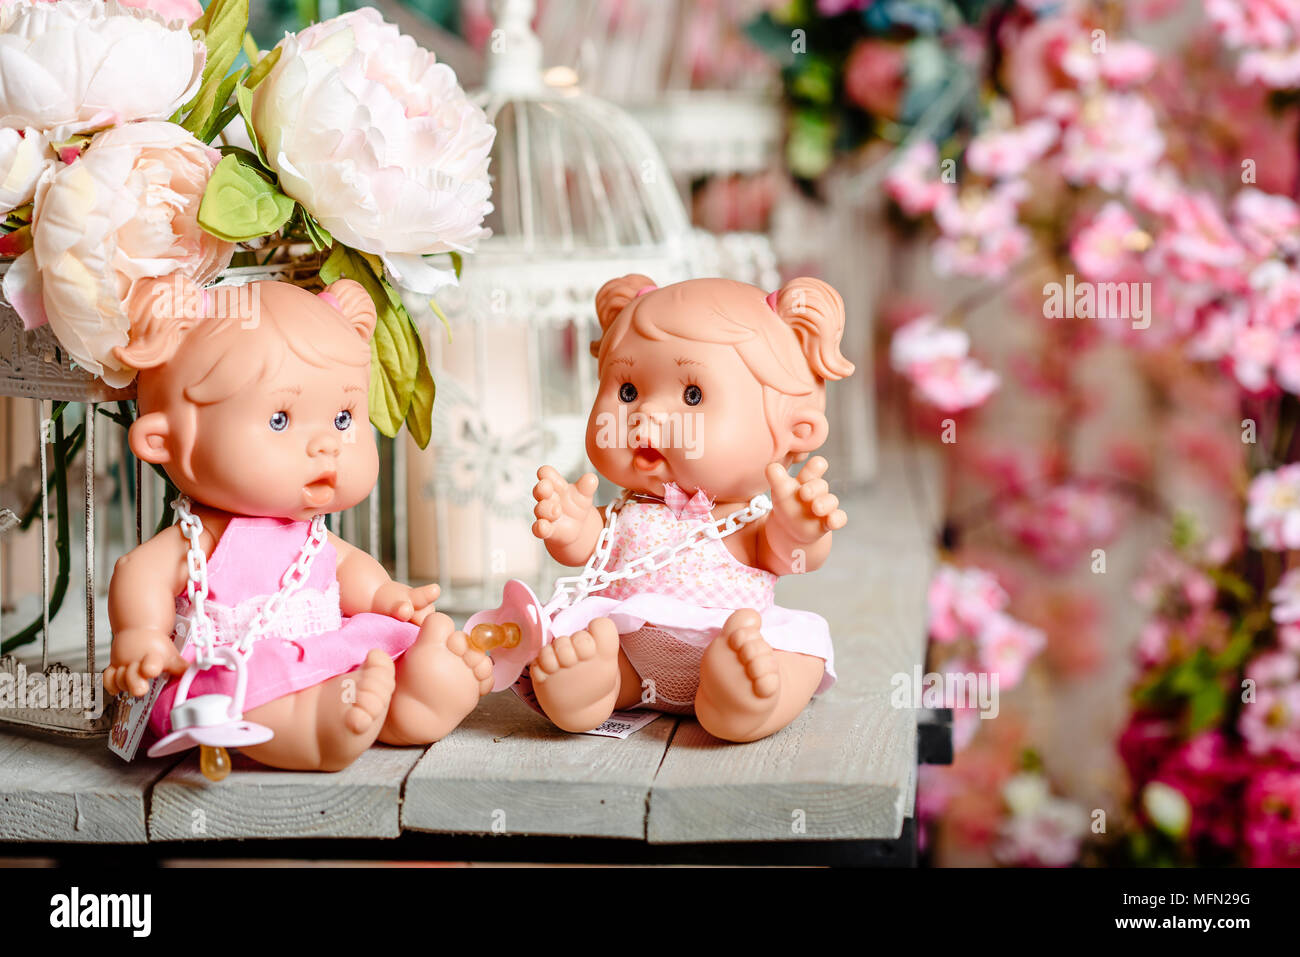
[
  {"left": 105, "top": 277, "right": 493, "bottom": 773},
  {"left": 509, "top": 274, "right": 854, "bottom": 742}
]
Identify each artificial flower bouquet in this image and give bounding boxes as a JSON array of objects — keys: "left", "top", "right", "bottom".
[{"left": 0, "top": 0, "right": 494, "bottom": 444}]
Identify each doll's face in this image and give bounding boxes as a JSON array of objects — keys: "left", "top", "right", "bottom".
[
  {"left": 137, "top": 320, "right": 378, "bottom": 522},
  {"left": 585, "top": 330, "right": 782, "bottom": 502},
  {"left": 185, "top": 337, "right": 378, "bottom": 521}
]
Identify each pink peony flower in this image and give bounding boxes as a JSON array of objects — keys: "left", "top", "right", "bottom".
[
  {"left": 0, "top": 121, "right": 234, "bottom": 386},
  {"left": 843, "top": 39, "right": 907, "bottom": 120},
  {"left": 1246, "top": 465, "right": 1300, "bottom": 550}
]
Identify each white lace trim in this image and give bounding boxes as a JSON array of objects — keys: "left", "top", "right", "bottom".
[{"left": 175, "top": 583, "right": 343, "bottom": 646}]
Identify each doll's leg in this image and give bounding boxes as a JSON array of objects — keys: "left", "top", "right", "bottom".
[
  {"left": 241, "top": 649, "right": 397, "bottom": 771},
  {"left": 531, "top": 617, "right": 642, "bottom": 732},
  {"left": 379, "top": 612, "right": 495, "bottom": 746},
  {"left": 695, "top": 609, "right": 824, "bottom": 743}
]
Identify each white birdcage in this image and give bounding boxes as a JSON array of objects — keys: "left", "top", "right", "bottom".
[{"left": 401, "top": 0, "right": 695, "bottom": 612}]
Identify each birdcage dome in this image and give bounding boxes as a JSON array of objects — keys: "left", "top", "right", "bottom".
[{"left": 427, "top": 0, "right": 695, "bottom": 327}]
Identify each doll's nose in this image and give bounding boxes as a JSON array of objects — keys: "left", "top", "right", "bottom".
[
  {"left": 629, "top": 406, "right": 666, "bottom": 448},
  {"left": 307, "top": 432, "right": 340, "bottom": 457}
]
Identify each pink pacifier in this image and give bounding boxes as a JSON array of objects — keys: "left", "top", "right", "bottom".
[
  {"left": 464, "top": 579, "right": 552, "bottom": 692},
  {"left": 147, "top": 645, "right": 274, "bottom": 780}
]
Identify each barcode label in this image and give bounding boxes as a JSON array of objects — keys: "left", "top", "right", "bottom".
[{"left": 583, "top": 709, "right": 660, "bottom": 739}]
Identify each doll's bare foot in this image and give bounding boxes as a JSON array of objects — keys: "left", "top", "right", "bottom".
[
  {"left": 532, "top": 617, "right": 622, "bottom": 732},
  {"left": 344, "top": 649, "right": 398, "bottom": 733},
  {"left": 241, "top": 651, "right": 395, "bottom": 772},
  {"left": 696, "top": 609, "right": 826, "bottom": 742},
  {"left": 380, "top": 612, "right": 493, "bottom": 746}
]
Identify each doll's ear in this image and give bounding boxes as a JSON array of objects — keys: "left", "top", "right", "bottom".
[
  {"left": 591, "top": 274, "right": 654, "bottom": 356},
  {"left": 112, "top": 275, "right": 204, "bottom": 371},
  {"left": 128, "top": 412, "right": 172, "bottom": 466},
  {"left": 771, "top": 277, "right": 855, "bottom": 382},
  {"left": 320, "top": 279, "right": 376, "bottom": 341},
  {"left": 786, "top": 406, "right": 829, "bottom": 459}
]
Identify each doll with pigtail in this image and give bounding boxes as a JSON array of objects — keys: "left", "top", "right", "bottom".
[
  {"left": 523, "top": 274, "right": 855, "bottom": 742},
  {"left": 104, "top": 277, "right": 492, "bottom": 773}
]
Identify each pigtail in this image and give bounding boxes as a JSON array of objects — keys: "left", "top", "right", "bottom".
[
  {"left": 591, "top": 273, "right": 654, "bottom": 357},
  {"left": 112, "top": 275, "right": 205, "bottom": 372},
  {"left": 320, "top": 279, "right": 377, "bottom": 341},
  {"left": 771, "top": 277, "right": 855, "bottom": 382}
]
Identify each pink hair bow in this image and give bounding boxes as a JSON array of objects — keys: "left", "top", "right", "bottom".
[{"left": 662, "top": 482, "right": 714, "bottom": 522}]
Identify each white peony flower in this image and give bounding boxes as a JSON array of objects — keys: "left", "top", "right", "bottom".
[
  {"left": 0, "top": 0, "right": 205, "bottom": 141},
  {"left": 2, "top": 121, "right": 234, "bottom": 387},
  {"left": 251, "top": 7, "right": 495, "bottom": 294},
  {"left": 0, "top": 127, "right": 48, "bottom": 215}
]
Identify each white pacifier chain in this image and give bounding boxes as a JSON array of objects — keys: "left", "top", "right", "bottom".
[
  {"left": 546, "top": 491, "right": 773, "bottom": 611},
  {"left": 467, "top": 490, "right": 774, "bottom": 694},
  {"left": 147, "top": 496, "right": 329, "bottom": 780}
]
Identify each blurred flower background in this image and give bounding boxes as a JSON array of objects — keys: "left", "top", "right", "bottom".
[{"left": 231, "top": 0, "right": 1300, "bottom": 867}]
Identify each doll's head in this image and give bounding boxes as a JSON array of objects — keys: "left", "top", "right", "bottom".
[
  {"left": 586, "top": 275, "right": 854, "bottom": 502},
  {"left": 114, "top": 276, "right": 380, "bottom": 521}
]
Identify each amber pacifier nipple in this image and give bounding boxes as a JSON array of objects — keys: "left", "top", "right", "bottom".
[
  {"left": 468, "top": 621, "right": 523, "bottom": 653},
  {"left": 200, "top": 745, "right": 232, "bottom": 782}
]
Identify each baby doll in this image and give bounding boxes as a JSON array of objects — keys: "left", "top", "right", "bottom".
[
  {"left": 527, "top": 274, "right": 854, "bottom": 742},
  {"left": 104, "top": 277, "right": 493, "bottom": 772}
]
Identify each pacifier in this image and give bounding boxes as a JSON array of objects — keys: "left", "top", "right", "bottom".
[
  {"left": 147, "top": 645, "right": 273, "bottom": 780},
  {"left": 465, "top": 579, "right": 551, "bottom": 691}
]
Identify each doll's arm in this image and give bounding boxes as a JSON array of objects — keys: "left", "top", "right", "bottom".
[
  {"left": 756, "top": 458, "right": 847, "bottom": 576},
  {"left": 331, "top": 533, "right": 439, "bottom": 625},
  {"left": 531, "top": 467, "right": 606, "bottom": 566},
  {"left": 105, "top": 526, "right": 192, "bottom": 697}
]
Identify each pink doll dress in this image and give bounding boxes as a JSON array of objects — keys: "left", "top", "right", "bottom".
[
  {"left": 548, "top": 495, "right": 836, "bottom": 714},
  {"left": 147, "top": 516, "right": 419, "bottom": 738}
]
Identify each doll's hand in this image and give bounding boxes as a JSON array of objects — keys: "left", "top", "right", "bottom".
[
  {"left": 373, "top": 582, "right": 440, "bottom": 626},
  {"left": 103, "top": 628, "right": 188, "bottom": 698},
  {"left": 765, "top": 456, "right": 847, "bottom": 545},
  {"left": 532, "top": 467, "right": 600, "bottom": 547}
]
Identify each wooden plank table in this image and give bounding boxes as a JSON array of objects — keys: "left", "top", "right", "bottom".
[{"left": 0, "top": 440, "right": 940, "bottom": 857}]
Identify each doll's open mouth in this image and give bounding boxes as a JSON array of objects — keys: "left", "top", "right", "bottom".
[
  {"left": 632, "top": 447, "right": 664, "bottom": 472},
  {"left": 302, "top": 473, "right": 337, "bottom": 506}
]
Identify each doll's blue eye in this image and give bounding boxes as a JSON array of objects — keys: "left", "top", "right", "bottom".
[
  {"left": 618, "top": 382, "right": 637, "bottom": 403},
  {"left": 269, "top": 411, "right": 289, "bottom": 432},
  {"left": 334, "top": 410, "right": 352, "bottom": 431},
  {"left": 683, "top": 384, "right": 702, "bottom": 406}
]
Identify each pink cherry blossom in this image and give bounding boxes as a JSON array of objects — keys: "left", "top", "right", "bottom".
[
  {"left": 927, "top": 563, "right": 1010, "bottom": 643},
  {"left": 1246, "top": 464, "right": 1300, "bottom": 550},
  {"left": 996, "top": 482, "right": 1122, "bottom": 570},
  {"left": 883, "top": 140, "right": 955, "bottom": 217},
  {"left": 1239, "top": 679, "right": 1300, "bottom": 761},
  {"left": 966, "top": 119, "right": 1058, "bottom": 180},
  {"left": 1243, "top": 768, "right": 1300, "bottom": 866},
  {"left": 889, "top": 315, "right": 1002, "bottom": 411},
  {"left": 1061, "top": 93, "right": 1165, "bottom": 192},
  {"left": 976, "top": 611, "right": 1046, "bottom": 687},
  {"left": 1232, "top": 188, "right": 1300, "bottom": 257},
  {"left": 1070, "top": 201, "right": 1149, "bottom": 279}
]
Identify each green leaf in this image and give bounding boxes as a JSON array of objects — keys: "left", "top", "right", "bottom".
[
  {"left": 1187, "top": 682, "right": 1226, "bottom": 733},
  {"left": 449, "top": 251, "right": 463, "bottom": 279},
  {"left": 182, "top": 0, "right": 250, "bottom": 138},
  {"left": 426, "top": 294, "right": 453, "bottom": 342},
  {"left": 198, "top": 154, "right": 294, "bottom": 242},
  {"left": 245, "top": 43, "right": 281, "bottom": 90},
  {"left": 234, "top": 80, "right": 271, "bottom": 168},
  {"left": 301, "top": 211, "right": 333, "bottom": 252},
  {"left": 404, "top": 335, "right": 436, "bottom": 449},
  {"left": 321, "top": 246, "right": 423, "bottom": 439},
  {"left": 197, "top": 66, "right": 248, "bottom": 143}
]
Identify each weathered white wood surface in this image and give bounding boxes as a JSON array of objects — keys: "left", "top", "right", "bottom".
[
  {"left": 0, "top": 728, "right": 177, "bottom": 843},
  {"left": 0, "top": 439, "right": 937, "bottom": 846},
  {"left": 647, "top": 440, "right": 940, "bottom": 842},
  {"left": 149, "top": 745, "right": 425, "bottom": 841},
  {"left": 402, "top": 692, "right": 674, "bottom": 838}
]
